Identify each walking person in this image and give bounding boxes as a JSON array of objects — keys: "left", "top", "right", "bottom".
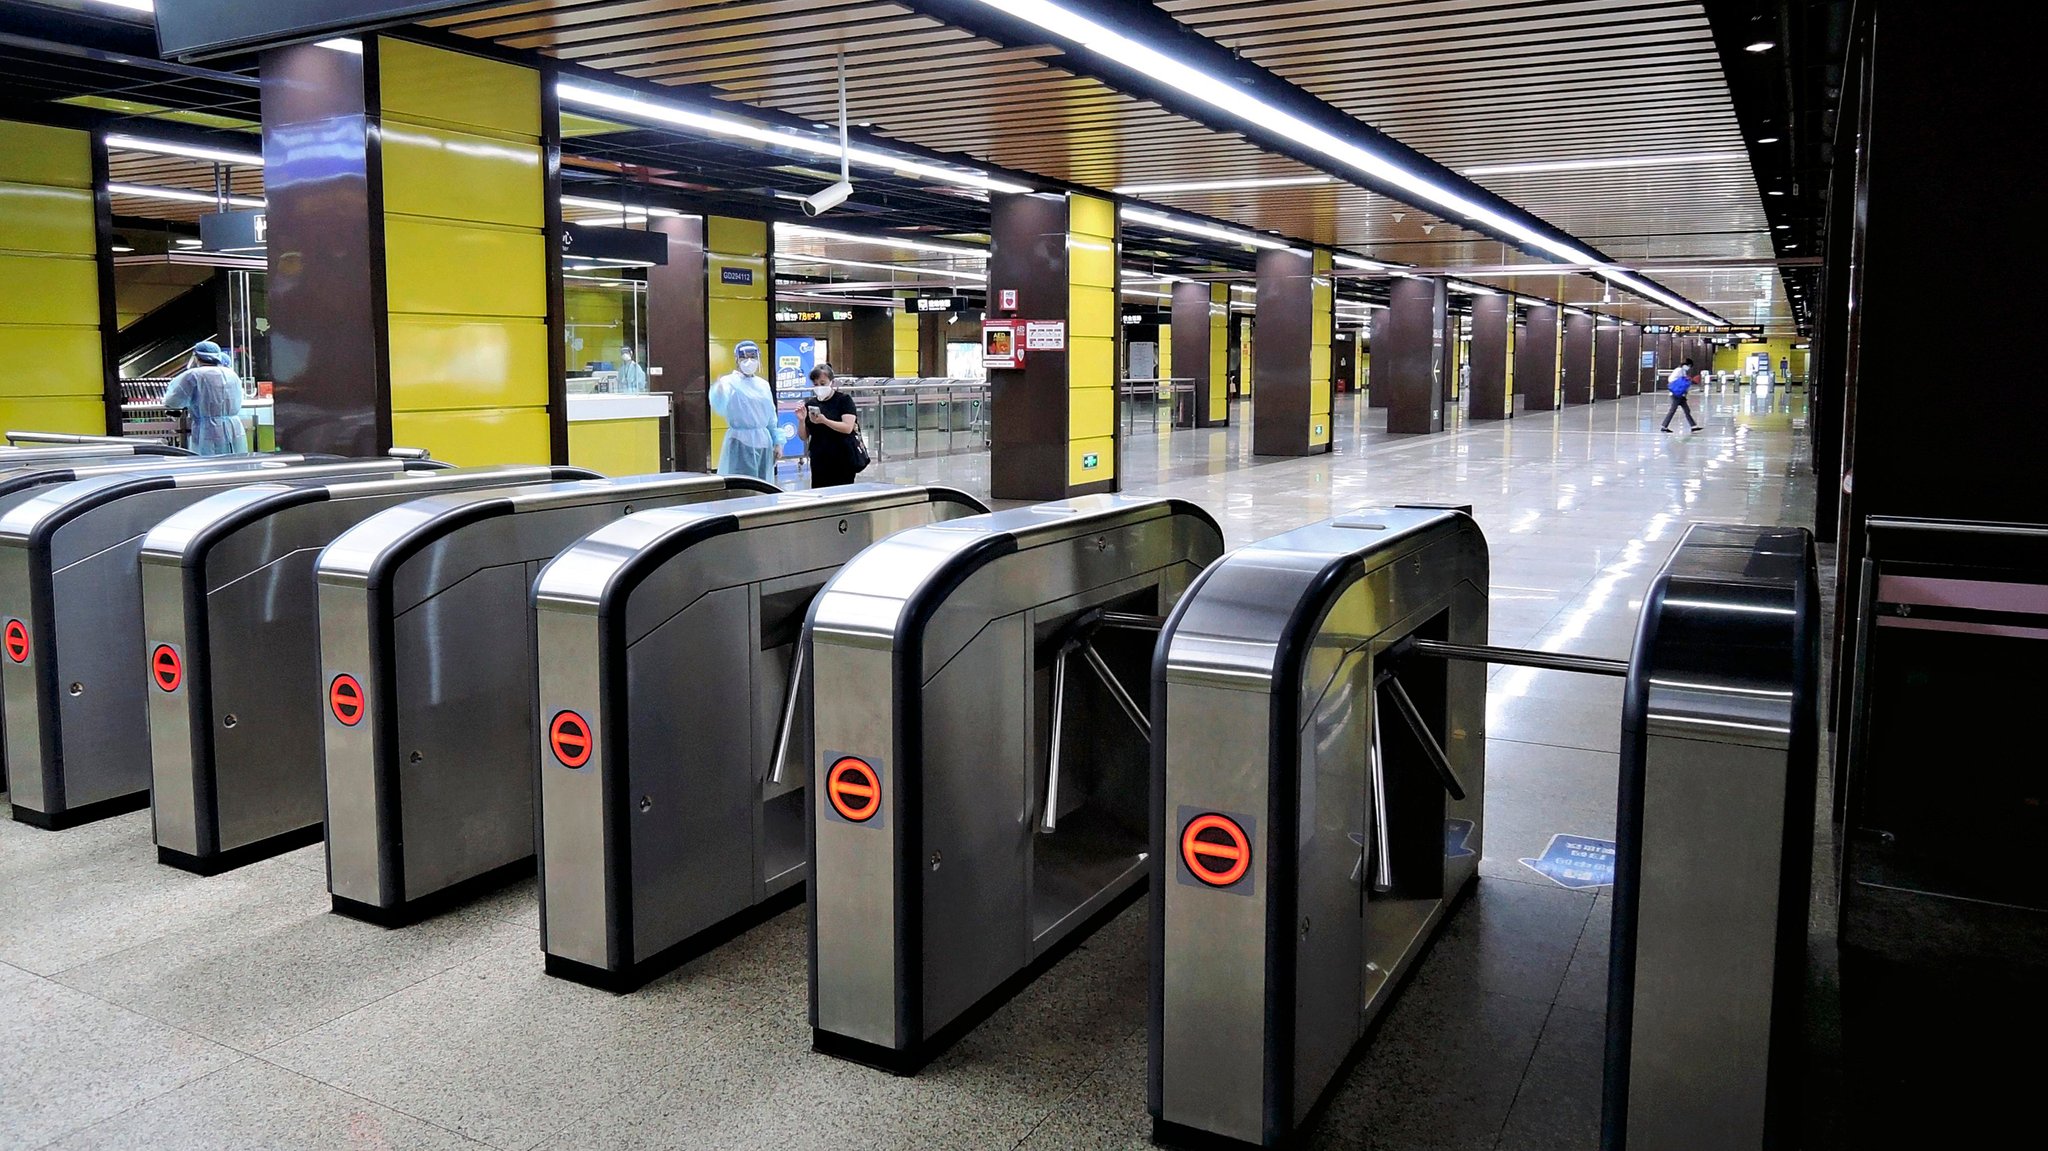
[
  {"left": 797, "top": 364, "right": 862, "bottom": 488},
  {"left": 709, "top": 339, "right": 779, "bottom": 483},
  {"left": 162, "top": 340, "right": 249, "bottom": 456},
  {"left": 1660, "top": 358, "right": 1702, "bottom": 433}
]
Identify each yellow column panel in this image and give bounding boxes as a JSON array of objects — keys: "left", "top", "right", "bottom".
[
  {"left": 376, "top": 38, "right": 541, "bottom": 142},
  {"left": 0, "top": 184, "right": 96, "bottom": 254},
  {"left": 892, "top": 309, "right": 919, "bottom": 377},
  {"left": 568, "top": 417, "right": 662, "bottom": 476},
  {"left": 392, "top": 407, "right": 550, "bottom": 467},
  {"left": 387, "top": 315, "right": 549, "bottom": 411},
  {"left": 1066, "top": 193, "right": 1118, "bottom": 486},
  {"left": 384, "top": 218, "right": 546, "bottom": 319},
  {"left": 705, "top": 217, "right": 770, "bottom": 470},
  {"left": 1070, "top": 436, "right": 1116, "bottom": 484},
  {"left": 1209, "top": 284, "right": 1228, "bottom": 417},
  {"left": 0, "top": 122, "right": 92, "bottom": 187},
  {"left": 1, "top": 120, "right": 103, "bottom": 435},
  {"left": 13, "top": 327, "right": 104, "bottom": 396},
  {"left": 1308, "top": 251, "right": 1332, "bottom": 447},
  {"left": 379, "top": 124, "right": 542, "bottom": 229},
  {"left": 1157, "top": 323, "right": 1171, "bottom": 381}
]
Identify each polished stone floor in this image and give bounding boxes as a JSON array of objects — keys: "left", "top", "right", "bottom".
[{"left": 2, "top": 386, "right": 1817, "bottom": 1151}]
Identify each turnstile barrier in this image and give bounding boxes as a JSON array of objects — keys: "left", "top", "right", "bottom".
[
  {"left": 533, "top": 483, "right": 987, "bottom": 990},
  {"left": 1150, "top": 507, "right": 1489, "bottom": 1149},
  {"left": 4, "top": 431, "right": 191, "bottom": 455},
  {"left": 1604, "top": 524, "right": 1816, "bottom": 1151},
  {"left": 1, "top": 459, "right": 435, "bottom": 828},
  {"left": 808, "top": 495, "right": 1223, "bottom": 1072},
  {"left": 319, "top": 472, "right": 776, "bottom": 924},
  {"left": 142, "top": 465, "right": 598, "bottom": 874}
]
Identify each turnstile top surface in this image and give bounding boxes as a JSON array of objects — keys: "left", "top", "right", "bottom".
[
  {"left": 1160, "top": 506, "right": 1488, "bottom": 690},
  {"left": 138, "top": 465, "right": 594, "bottom": 578},
  {"left": 0, "top": 455, "right": 310, "bottom": 501},
  {"left": 1630, "top": 522, "right": 1814, "bottom": 749},
  {"left": 809, "top": 494, "right": 1221, "bottom": 647},
  {"left": 533, "top": 482, "right": 985, "bottom": 615}
]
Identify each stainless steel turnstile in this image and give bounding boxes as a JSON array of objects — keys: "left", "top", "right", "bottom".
[
  {"left": 142, "top": 465, "right": 597, "bottom": 874},
  {"left": 1604, "top": 524, "right": 1816, "bottom": 1151},
  {"left": 808, "top": 495, "right": 1223, "bottom": 1071},
  {"left": 1151, "top": 507, "right": 1490, "bottom": 1149},
  {"left": 534, "top": 483, "right": 987, "bottom": 990},
  {"left": 4, "top": 432, "right": 191, "bottom": 455},
  {"left": 319, "top": 473, "right": 776, "bottom": 924},
  {"left": 1, "top": 459, "right": 432, "bottom": 828},
  {"left": 1, "top": 446, "right": 192, "bottom": 469}
]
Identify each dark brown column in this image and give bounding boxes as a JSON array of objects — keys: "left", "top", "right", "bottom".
[
  {"left": 1380, "top": 276, "right": 1447, "bottom": 435},
  {"left": 1561, "top": 312, "right": 1594, "bottom": 405},
  {"left": 261, "top": 43, "right": 383, "bottom": 457},
  {"left": 1467, "top": 294, "right": 1511, "bottom": 421},
  {"left": 1250, "top": 247, "right": 1332, "bottom": 455},
  {"left": 1171, "top": 281, "right": 1227, "bottom": 427},
  {"left": 988, "top": 193, "right": 1069, "bottom": 497},
  {"left": 841, "top": 309, "right": 894, "bottom": 376},
  {"left": 1620, "top": 324, "right": 1644, "bottom": 395},
  {"left": 646, "top": 215, "right": 709, "bottom": 470},
  {"left": 1517, "top": 305, "right": 1560, "bottom": 411},
  {"left": 1594, "top": 321, "right": 1621, "bottom": 400}
]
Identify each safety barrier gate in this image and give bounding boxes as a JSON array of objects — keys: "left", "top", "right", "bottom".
[
  {"left": 318, "top": 473, "right": 775, "bottom": 925},
  {"left": 808, "top": 495, "right": 1223, "bottom": 1072},
  {"left": 3, "top": 431, "right": 191, "bottom": 455},
  {"left": 533, "top": 483, "right": 986, "bottom": 990},
  {"left": 141, "top": 465, "right": 596, "bottom": 874},
  {"left": 0, "top": 459, "right": 431, "bottom": 828},
  {"left": 1150, "top": 507, "right": 1490, "bottom": 1149}
]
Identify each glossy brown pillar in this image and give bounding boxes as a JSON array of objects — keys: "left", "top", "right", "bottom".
[
  {"left": 1517, "top": 305, "right": 1561, "bottom": 411},
  {"left": 1380, "top": 276, "right": 1447, "bottom": 435},
  {"left": 1561, "top": 312, "right": 1594, "bottom": 405},
  {"left": 646, "top": 215, "right": 709, "bottom": 470},
  {"left": 1250, "top": 247, "right": 1333, "bottom": 455},
  {"left": 1594, "top": 322, "right": 1622, "bottom": 401},
  {"left": 1620, "top": 324, "right": 1644, "bottom": 395},
  {"left": 1171, "top": 281, "right": 1227, "bottom": 428},
  {"left": 1467, "top": 294, "right": 1511, "bottom": 421}
]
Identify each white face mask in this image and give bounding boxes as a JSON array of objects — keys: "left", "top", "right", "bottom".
[
  {"left": 812, "top": 384, "right": 833, "bottom": 399},
  {"left": 737, "top": 359, "right": 758, "bottom": 377}
]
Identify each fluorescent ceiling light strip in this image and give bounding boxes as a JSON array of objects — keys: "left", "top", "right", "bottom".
[
  {"left": 1121, "top": 205, "right": 1290, "bottom": 251},
  {"left": 85, "top": 0, "right": 153, "bottom": 12},
  {"left": 1121, "top": 268, "right": 1185, "bottom": 283},
  {"left": 558, "top": 82, "right": 1030, "bottom": 194},
  {"left": 107, "top": 181, "right": 264, "bottom": 209},
  {"left": 1121, "top": 288, "right": 1172, "bottom": 300},
  {"left": 316, "top": 38, "right": 363, "bottom": 54},
  {"left": 1447, "top": 281, "right": 1498, "bottom": 295},
  {"left": 1112, "top": 173, "right": 1332, "bottom": 195},
  {"left": 775, "top": 222, "right": 986, "bottom": 258},
  {"left": 979, "top": 0, "right": 1720, "bottom": 324},
  {"left": 1332, "top": 253, "right": 1388, "bottom": 271},
  {"left": 1461, "top": 152, "right": 1747, "bottom": 177},
  {"left": 774, "top": 252, "right": 986, "bottom": 281},
  {"left": 105, "top": 134, "right": 262, "bottom": 166},
  {"left": 562, "top": 194, "right": 684, "bottom": 218}
]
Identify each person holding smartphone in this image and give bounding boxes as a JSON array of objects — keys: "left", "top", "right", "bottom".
[{"left": 798, "top": 363, "right": 860, "bottom": 487}]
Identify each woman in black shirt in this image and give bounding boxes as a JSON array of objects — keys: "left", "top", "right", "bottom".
[{"left": 798, "top": 363, "right": 860, "bottom": 487}]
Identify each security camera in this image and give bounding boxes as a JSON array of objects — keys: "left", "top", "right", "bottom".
[{"left": 802, "top": 180, "right": 853, "bottom": 217}]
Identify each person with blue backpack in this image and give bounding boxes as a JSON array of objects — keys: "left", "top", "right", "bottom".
[{"left": 1661, "top": 358, "right": 1702, "bottom": 433}]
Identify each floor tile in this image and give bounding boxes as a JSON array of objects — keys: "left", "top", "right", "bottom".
[{"left": 1495, "top": 1006, "right": 1605, "bottom": 1151}]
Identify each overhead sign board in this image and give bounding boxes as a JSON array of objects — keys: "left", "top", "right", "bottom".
[
  {"left": 562, "top": 224, "right": 669, "bottom": 267},
  {"left": 915, "top": 296, "right": 962, "bottom": 313},
  {"left": 199, "top": 210, "right": 267, "bottom": 253},
  {"left": 156, "top": 1, "right": 451, "bottom": 59}
]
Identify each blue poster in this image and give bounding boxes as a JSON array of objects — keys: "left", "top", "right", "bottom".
[
  {"left": 1445, "top": 818, "right": 1476, "bottom": 859},
  {"left": 776, "top": 338, "right": 816, "bottom": 389},
  {"left": 1519, "top": 833, "right": 1616, "bottom": 889}
]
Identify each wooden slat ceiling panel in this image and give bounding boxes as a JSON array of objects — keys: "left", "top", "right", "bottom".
[
  {"left": 440, "top": 0, "right": 1790, "bottom": 328},
  {"left": 107, "top": 151, "right": 265, "bottom": 225}
]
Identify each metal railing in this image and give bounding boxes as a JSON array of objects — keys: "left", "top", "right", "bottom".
[
  {"left": 1120, "top": 377, "right": 1195, "bottom": 436},
  {"left": 810, "top": 377, "right": 990, "bottom": 461}
]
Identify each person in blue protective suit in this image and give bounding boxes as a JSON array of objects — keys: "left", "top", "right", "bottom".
[
  {"left": 614, "top": 347, "right": 649, "bottom": 394},
  {"left": 163, "top": 340, "right": 249, "bottom": 456},
  {"left": 709, "top": 339, "right": 779, "bottom": 483}
]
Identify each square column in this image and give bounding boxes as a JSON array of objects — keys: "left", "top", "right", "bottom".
[
  {"left": 1561, "top": 311, "right": 1595, "bottom": 405},
  {"left": 0, "top": 119, "right": 115, "bottom": 434},
  {"left": 1467, "top": 295, "right": 1512, "bottom": 421},
  {"left": 987, "top": 191, "right": 1119, "bottom": 500},
  {"left": 1620, "top": 324, "right": 1644, "bottom": 394},
  {"left": 1377, "top": 275, "right": 1447, "bottom": 434},
  {"left": 1595, "top": 321, "right": 1622, "bottom": 400},
  {"left": 1171, "top": 281, "right": 1229, "bottom": 428},
  {"left": 1251, "top": 248, "right": 1333, "bottom": 455},
  {"left": 1518, "top": 305, "right": 1561, "bottom": 411},
  {"left": 262, "top": 36, "right": 561, "bottom": 464}
]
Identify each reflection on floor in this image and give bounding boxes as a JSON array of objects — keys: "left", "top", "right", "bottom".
[{"left": 1, "top": 390, "right": 1816, "bottom": 1151}]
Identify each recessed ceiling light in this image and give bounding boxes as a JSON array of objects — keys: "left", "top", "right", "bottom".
[
  {"left": 1774, "top": 224, "right": 1790, "bottom": 230},
  {"left": 1767, "top": 190, "right": 1785, "bottom": 196},
  {"left": 1113, "top": 174, "right": 1332, "bottom": 195},
  {"left": 1746, "top": 41, "right": 1776, "bottom": 53},
  {"left": 106, "top": 134, "right": 263, "bottom": 166},
  {"left": 1785, "top": 243, "right": 1798, "bottom": 249},
  {"left": 1756, "top": 137, "right": 1780, "bottom": 144}
]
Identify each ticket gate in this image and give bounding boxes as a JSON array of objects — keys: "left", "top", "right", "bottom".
[
  {"left": 1, "top": 459, "right": 435, "bottom": 828},
  {"left": 2, "top": 445, "right": 193, "bottom": 469},
  {"left": 142, "top": 465, "right": 597, "bottom": 874},
  {"left": 533, "top": 484, "right": 987, "bottom": 990},
  {"left": 1604, "top": 524, "right": 1815, "bottom": 1151},
  {"left": 4, "top": 432, "right": 191, "bottom": 455},
  {"left": 319, "top": 472, "right": 776, "bottom": 925},
  {"left": 1150, "top": 507, "right": 1489, "bottom": 1149},
  {"left": 808, "top": 495, "right": 1224, "bottom": 1071}
]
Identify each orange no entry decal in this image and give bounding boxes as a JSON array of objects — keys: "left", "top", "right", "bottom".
[
  {"left": 826, "top": 756, "right": 880, "bottom": 823},
  {"left": 549, "top": 710, "right": 593, "bottom": 768},
  {"left": 151, "top": 644, "right": 182, "bottom": 692},
  {"left": 329, "top": 674, "right": 365, "bottom": 726},
  {"left": 3, "top": 619, "right": 27, "bottom": 663},
  {"left": 1181, "top": 813, "right": 1251, "bottom": 888}
]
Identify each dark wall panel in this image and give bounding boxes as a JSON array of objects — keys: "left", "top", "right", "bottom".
[
  {"left": 1468, "top": 295, "right": 1511, "bottom": 421},
  {"left": 1381, "top": 276, "right": 1446, "bottom": 435},
  {"left": 648, "top": 215, "right": 708, "bottom": 470},
  {"left": 1518, "top": 306, "right": 1560, "bottom": 411},
  {"left": 987, "top": 192, "right": 1071, "bottom": 500},
  {"left": 1251, "top": 247, "right": 1318, "bottom": 455},
  {"left": 1560, "top": 312, "right": 1594, "bottom": 406},
  {"left": 1594, "top": 323, "right": 1621, "bottom": 401}
]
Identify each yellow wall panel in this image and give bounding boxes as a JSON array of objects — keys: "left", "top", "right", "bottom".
[
  {"left": 1069, "top": 193, "right": 1115, "bottom": 240},
  {"left": 387, "top": 316, "right": 549, "bottom": 411},
  {"left": 1069, "top": 435, "right": 1115, "bottom": 485},
  {"left": 0, "top": 255, "right": 100, "bottom": 326},
  {"left": 1069, "top": 387, "right": 1115, "bottom": 440},
  {"left": 9, "top": 326, "right": 104, "bottom": 395},
  {"left": 1068, "top": 239, "right": 1115, "bottom": 290},
  {"left": 1070, "top": 285, "right": 1115, "bottom": 340},
  {"left": 377, "top": 38, "right": 540, "bottom": 142},
  {"left": 1069, "top": 334, "right": 1115, "bottom": 389},
  {"left": 568, "top": 417, "right": 662, "bottom": 476},
  {"left": 0, "top": 183, "right": 95, "bottom": 255},
  {"left": 892, "top": 310, "right": 919, "bottom": 376},
  {"left": 0, "top": 396, "right": 103, "bottom": 434},
  {"left": 1157, "top": 323, "right": 1171, "bottom": 379},
  {"left": 384, "top": 218, "right": 546, "bottom": 319},
  {"left": 380, "top": 124, "right": 542, "bottom": 229},
  {"left": 706, "top": 216, "right": 768, "bottom": 258},
  {"left": 391, "top": 406, "right": 550, "bottom": 467},
  {"left": 0, "top": 122, "right": 91, "bottom": 188}
]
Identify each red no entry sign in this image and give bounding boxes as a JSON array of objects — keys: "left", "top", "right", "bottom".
[
  {"left": 3, "top": 619, "right": 27, "bottom": 663},
  {"left": 549, "top": 710, "right": 592, "bottom": 768},
  {"left": 329, "top": 674, "right": 365, "bottom": 726},
  {"left": 826, "top": 756, "right": 880, "bottom": 823},
  {"left": 151, "top": 644, "right": 182, "bottom": 692},
  {"left": 1181, "top": 813, "right": 1251, "bottom": 888}
]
